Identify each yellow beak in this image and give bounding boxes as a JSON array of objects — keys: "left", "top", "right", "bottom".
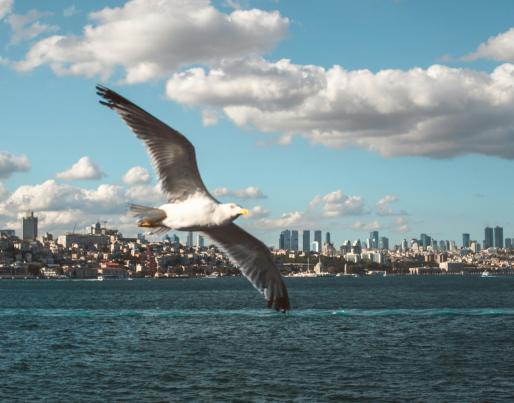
[{"left": 240, "top": 208, "right": 249, "bottom": 216}]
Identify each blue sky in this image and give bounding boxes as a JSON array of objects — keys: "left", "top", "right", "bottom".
[{"left": 1, "top": 0, "right": 514, "bottom": 247}]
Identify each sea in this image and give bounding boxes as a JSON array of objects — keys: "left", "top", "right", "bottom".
[{"left": 1, "top": 276, "right": 513, "bottom": 402}]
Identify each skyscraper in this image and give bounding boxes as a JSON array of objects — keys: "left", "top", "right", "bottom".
[
  {"left": 196, "top": 234, "right": 204, "bottom": 248},
  {"left": 279, "top": 230, "right": 291, "bottom": 250},
  {"left": 370, "top": 231, "right": 379, "bottom": 249},
  {"left": 302, "top": 230, "right": 310, "bottom": 252},
  {"left": 494, "top": 226, "right": 504, "bottom": 249},
  {"left": 505, "top": 238, "right": 512, "bottom": 249},
  {"left": 314, "top": 230, "right": 322, "bottom": 251},
  {"left": 379, "top": 236, "right": 389, "bottom": 250},
  {"left": 325, "top": 232, "right": 331, "bottom": 245},
  {"left": 420, "top": 233, "right": 431, "bottom": 249},
  {"left": 291, "top": 230, "right": 299, "bottom": 251},
  {"left": 22, "top": 211, "right": 38, "bottom": 241},
  {"left": 484, "top": 227, "right": 493, "bottom": 249},
  {"left": 186, "top": 231, "right": 193, "bottom": 248},
  {"left": 462, "top": 233, "right": 470, "bottom": 248}
]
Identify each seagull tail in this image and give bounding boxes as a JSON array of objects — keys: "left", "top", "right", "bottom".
[{"left": 128, "top": 204, "right": 169, "bottom": 233}]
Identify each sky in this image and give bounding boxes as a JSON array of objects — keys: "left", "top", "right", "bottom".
[{"left": 1, "top": 0, "right": 514, "bottom": 247}]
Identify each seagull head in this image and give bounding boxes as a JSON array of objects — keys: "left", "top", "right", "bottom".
[{"left": 223, "top": 203, "right": 249, "bottom": 221}]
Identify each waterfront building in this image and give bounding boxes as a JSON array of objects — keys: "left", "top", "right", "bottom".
[
  {"left": 291, "top": 230, "right": 299, "bottom": 251},
  {"left": 57, "top": 233, "right": 109, "bottom": 249},
  {"left": 22, "top": 211, "right": 38, "bottom": 241},
  {"left": 279, "top": 230, "right": 291, "bottom": 250},
  {"left": 302, "top": 230, "right": 310, "bottom": 252},
  {"left": 494, "top": 226, "right": 503, "bottom": 249},
  {"left": 370, "top": 231, "right": 379, "bottom": 249},
  {"left": 379, "top": 236, "right": 389, "bottom": 250},
  {"left": 462, "top": 233, "right": 470, "bottom": 248},
  {"left": 0, "top": 229, "right": 15, "bottom": 237},
  {"left": 314, "top": 230, "right": 322, "bottom": 251},
  {"left": 484, "top": 227, "right": 493, "bottom": 249}
]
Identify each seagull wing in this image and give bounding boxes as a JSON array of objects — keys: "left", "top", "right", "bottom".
[
  {"left": 96, "top": 84, "right": 215, "bottom": 202},
  {"left": 203, "top": 223, "right": 290, "bottom": 311}
]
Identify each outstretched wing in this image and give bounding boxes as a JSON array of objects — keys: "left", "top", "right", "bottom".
[
  {"left": 96, "top": 84, "right": 215, "bottom": 202},
  {"left": 203, "top": 223, "right": 290, "bottom": 311}
]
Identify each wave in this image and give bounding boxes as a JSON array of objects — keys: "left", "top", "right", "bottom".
[{"left": 1, "top": 307, "right": 514, "bottom": 318}]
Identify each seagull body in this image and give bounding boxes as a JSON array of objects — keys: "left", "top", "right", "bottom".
[{"left": 96, "top": 85, "right": 290, "bottom": 311}]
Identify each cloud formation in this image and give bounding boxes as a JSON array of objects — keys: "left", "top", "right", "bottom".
[
  {"left": 56, "top": 156, "right": 105, "bottom": 180},
  {"left": 0, "top": 0, "right": 12, "bottom": 20},
  {"left": 15, "top": 0, "right": 288, "bottom": 83},
  {"left": 0, "top": 151, "right": 30, "bottom": 179},
  {"left": 166, "top": 57, "right": 514, "bottom": 159},
  {"left": 213, "top": 186, "right": 267, "bottom": 199},
  {"left": 464, "top": 27, "right": 514, "bottom": 63},
  {"left": 0, "top": 178, "right": 166, "bottom": 235},
  {"left": 309, "top": 190, "right": 365, "bottom": 217},
  {"left": 122, "top": 166, "right": 151, "bottom": 185},
  {"left": 376, "top": 195, "right": 407, "bottom": 216},
  {"left": 352, "top": 220, "right": 380, "bottom": 231},
  {"left": 7, "top": 10, "right": 59, "bottom": 45}
]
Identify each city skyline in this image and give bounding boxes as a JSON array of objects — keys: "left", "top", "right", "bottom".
[{"left": 1, "top": 1, "right": 514, "bottom": 246}]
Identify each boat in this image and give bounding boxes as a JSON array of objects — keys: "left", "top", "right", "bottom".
[
  {"left": 97, "top": 274, "right": 129, "bottom": 280},
  {"left": 481, "top": 271, "right": 496, "bottom": 277}
]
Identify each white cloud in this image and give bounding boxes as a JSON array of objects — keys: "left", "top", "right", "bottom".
[
  {"left": 0, "top": 179, "right": 166, "bottom": 235},
  {"left": 376, "top": 195, "right": 407, "bottom": 216},
  {"left": 122, "top": 166, "right": 151, "bottom": 185},
  {"left": 0, "top": 151, "right": 30, "bottom": 179},
  {"left": 56, "top": 156, "right": 105, "bottom": 180},
  {"left": 166, "top": 57, "right": 514, "bottom": 159},
  {"left": 201, "top": 110, "right": 219, "bottom": 127},
  {"left": 0, "top": 183, "right": 7, "bottom": 200},
  {"left": 63, "top": 5, "right": 77, "bottom": 17},
  {"left": 256, "top": 211, "right": 303, "bottom": 230},
  {"left": 0, "top": 0, "right": 12, "bottom": 20},
  {"left": 7, "top": 10, "right": 59, "bottom": 45},
  {"left": 464, "top": 27, "right": 514, "bottom": 63},
  {"left": 309, "top": 190, "right": 365, "bottom": 217},
  {"left": 247, "top": 205, "right": 269, "bottom": 219},
  {"left": 351, "top": 220, "right": 380, "bottom": 231},
  {"left": 393, "top": 217, "right": 409, "bottom": 234},
  {"left": 15, "top": 0, "right": 288, "bottom": 83},
  {"left": 213, "top": 186, "right": 267, "bottom": 199}
]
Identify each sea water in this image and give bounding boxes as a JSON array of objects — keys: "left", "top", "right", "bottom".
[{"left": 1, "top": 276, "right": 513, "bottom": 401}]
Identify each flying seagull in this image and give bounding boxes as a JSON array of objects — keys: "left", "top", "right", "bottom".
[{"left": 96, "top": 85, "right": 290, "bottom": 312}]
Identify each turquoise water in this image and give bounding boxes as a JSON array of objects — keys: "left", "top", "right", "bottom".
[{"left": 1, "top": 277, "right": 513, "bottom": 401}]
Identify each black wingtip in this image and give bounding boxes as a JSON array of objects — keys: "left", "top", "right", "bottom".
[{"left": 268, "top": 296, "right": 290, "bottom": 312}]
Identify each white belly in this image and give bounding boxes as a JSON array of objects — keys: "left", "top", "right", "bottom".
[{"left": 159, "top": 196, "right": 229, "bottom": 230}]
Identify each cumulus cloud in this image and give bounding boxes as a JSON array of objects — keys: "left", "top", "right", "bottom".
[
  {"left": 213, "top": 186, "right": 267, "bottom": 199},
  {"left": 247, "top": 205, "right": 269, "bottom": 219},
  {"left": 376, "top": 195, "right": 407, "bottom": 216},
  {"left": 0, "top": 178, "right": 167, "bottom": 235},
  {"left": 166, "top": 57, "right": 514, "bottom": 159},
  {"left": 309, "top": 190, "right": 365, "bottom": 217},
  {"left": 351, "top": 220, "right": 380, "bottom": 231},
  {"left": 0, "top": 0, "right": 12, "bottom": 20},
  {"left": 56, "top": 156, "right": 105, "bottom": 180},
  {"left": 0, "top": 151, "right": 30, "bottom": 179},
  {"left": 201, "top": 110, "right": 219, "bottom": 127},
  {"left": 464, "top": 27, "right": 514, "bottom": 63},
  {"left": 393, "top": 217, "right": 409, "bottom": 234},
  {"left": 7, "top": 10, "right": 59, "bottom": 45},
  {"left": 15, "top": 0, "right": 288, "bottom": 83},
  {"left": 122, "top": 166, "right": 151, "bottom": 185}
]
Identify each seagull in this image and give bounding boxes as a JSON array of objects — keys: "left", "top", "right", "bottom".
[{"left": 96, "top": 85, "right": 290, "bottom": 312}]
